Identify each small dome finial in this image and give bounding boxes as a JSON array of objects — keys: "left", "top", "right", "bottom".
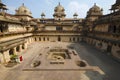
[
  {"left": 94, "top": 3, "right": 96, "bottom": 6},
  {"left": 59, "top": 2, "right": 60, "bottom": 5},
  {"left": 41, "top": 12, "right": 45, "bottom": 16},
  {"left": 22, "top": 3, "right": 24, "bottom": 6},
  {"left": 101, "top": 8, "right": 103, "bottom": 11},
  {"left": 73, "top": 12, "right": 78, "bottom": 17}
]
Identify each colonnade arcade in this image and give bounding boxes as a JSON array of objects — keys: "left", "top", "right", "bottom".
[
  {"left": 85, "top": 37, "right": 120, "bottom": 61},
  {"left": 0, "top": 38, "right": 30, "bottom": 63},
  {"left": 108, "top": 24, "right": 120, "bottom": 33},
  {"left": 0, "top": 35, "right": 82, "bottom": 64},
  {"left": 34, "top": 36, "right": 82, "bottom": 42}
]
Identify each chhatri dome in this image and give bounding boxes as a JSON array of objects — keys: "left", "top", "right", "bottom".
[
  {"left": 89, "top": 3, "right": 102, "bottom": 12},
  {"left": 41, "top": 12, "right": 45, "bottom": 18},
  {"left": 54, "top": 2, "right": 65, "bottom": 12},
  {"left": 111, "top": 0, "right": 120, "bottom": 11},
  {"left": 53, "top": 2, "right": 66, "bottom": 19},
  {"left": 87, "top": 3, "right": 103, "bottom": 17},
  {"left": 73, "top": 13, "right": 78, "bottom": 16},
  {"left": 15, "top": 3, "right": 32, "bottom": 17}
]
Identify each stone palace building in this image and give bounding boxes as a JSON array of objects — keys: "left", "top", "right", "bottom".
[{"left": 0, "top": 0, "right": 120, "bottom": 63}]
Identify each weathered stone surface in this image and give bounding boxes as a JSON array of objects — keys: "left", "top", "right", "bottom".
[{"left": 31, "top": 60, "right": 41, "bottom": 67}]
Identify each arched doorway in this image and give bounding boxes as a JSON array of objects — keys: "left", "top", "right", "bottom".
[
  {"left": 35, "top": 37, "right": 37, "bottom": 41},
  {"left": 0, "top": 24, "right": 3, "bottom": 33},
  {"left": 77, "top": 37, "right": 79, "bottom": 42},
  {"left": 43, "top": 37, "right": 45, "bottom": 41},
  {"left": 22, "top": 44, "right": 25, "bottom": 49},
  {"left": 69, "top": 38, "right": 71, "bottom": 42},
  {"left": 107, "top": 45, "right": 112, "bottom": 53},
  {"left": 113, "top": 25, "right": 116, "bottom": 33},
  {"left": 9, "top": 49, "right": 14, "bottom": 55},
  {"left": 58, "top": 36, "right": 61, "bottom": 41},
  {"left": 39, "top": 37, "right": 41, "bottom": 41},
  {"left": 16, "top": 46, "right": 20, "bottom": 52},
  {"left": 73, "top": 37, "right": 75, "bottom": 42}
]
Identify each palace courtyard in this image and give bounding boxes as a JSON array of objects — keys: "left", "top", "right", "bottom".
[{"left": 0, "top": 42, "right": 120, "bottom": 80}]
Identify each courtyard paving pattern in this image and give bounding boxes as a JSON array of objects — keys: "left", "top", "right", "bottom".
[{"left": 0, "top": 42, "right": 120, "bottom": 80}]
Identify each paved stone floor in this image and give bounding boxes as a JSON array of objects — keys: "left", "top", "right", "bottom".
[{"left": 0, "top": 42, "right": 120, "bottom": 80}]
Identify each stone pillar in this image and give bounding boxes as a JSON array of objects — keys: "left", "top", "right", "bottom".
[
  {"left": 95, "top": 40, "right": 98, "bottom": 48},
  {"left": 0, "top": 52, "right": 6, "bottom": 63},
  {"left": 37, "top": 37, "right": 39, "bottom": 42},
  {"left": 1, "top": 50, "right": 10, "bottom": 63},
  {"left": 30, "top": 37, "right": 32, "bottom": 43},
  {"left": 14, "top": 47, "right": 17, "bottom": 55},
  {"left": 19, "top": 45, "right": 22, "bottom": 52},
  {"left": 101, "top": 42, "right": 107, "bottom": 52},
  {"left": 28, "top": 38, "right": 30, "bottom": 43},
  {"left": 26, "top": 39, "right": 29, "bottom": 45},
  {"left": 27, "top": 38, "right": 30, "bottom": 44},
  {"left": 24, "top": 43, "right": 27, "bottom": 49},
  {"left": 32, "top": 37, "right": 34, "bottom": 42},
  {"left": 111, "top": 44, "right": 120, "bottom": 59},
  {"left": 0, "top": 52, "right": 2, "bottom": 64},
  {"left": 111, "top": 45, "right": 116, "bottom": 57},
  {"left": 28, "top": 38, "right": 30, "bottom": 44}
]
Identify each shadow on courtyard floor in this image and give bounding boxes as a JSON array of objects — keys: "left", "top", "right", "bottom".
[{"left": 67, "top": 42, "right": 120, "bottom": 80}]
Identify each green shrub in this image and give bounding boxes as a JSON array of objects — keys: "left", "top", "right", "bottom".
[{"left": 10, "top": 54, "right": 18, "bottom": 60}]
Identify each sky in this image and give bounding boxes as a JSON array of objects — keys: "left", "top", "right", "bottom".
[{"left": 2, "top": 0, "right": 116, "bottom": 18}]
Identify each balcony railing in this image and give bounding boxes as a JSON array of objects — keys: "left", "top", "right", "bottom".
[{"left": 33, "top": 30, "right": 82, "bottom": 33}]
